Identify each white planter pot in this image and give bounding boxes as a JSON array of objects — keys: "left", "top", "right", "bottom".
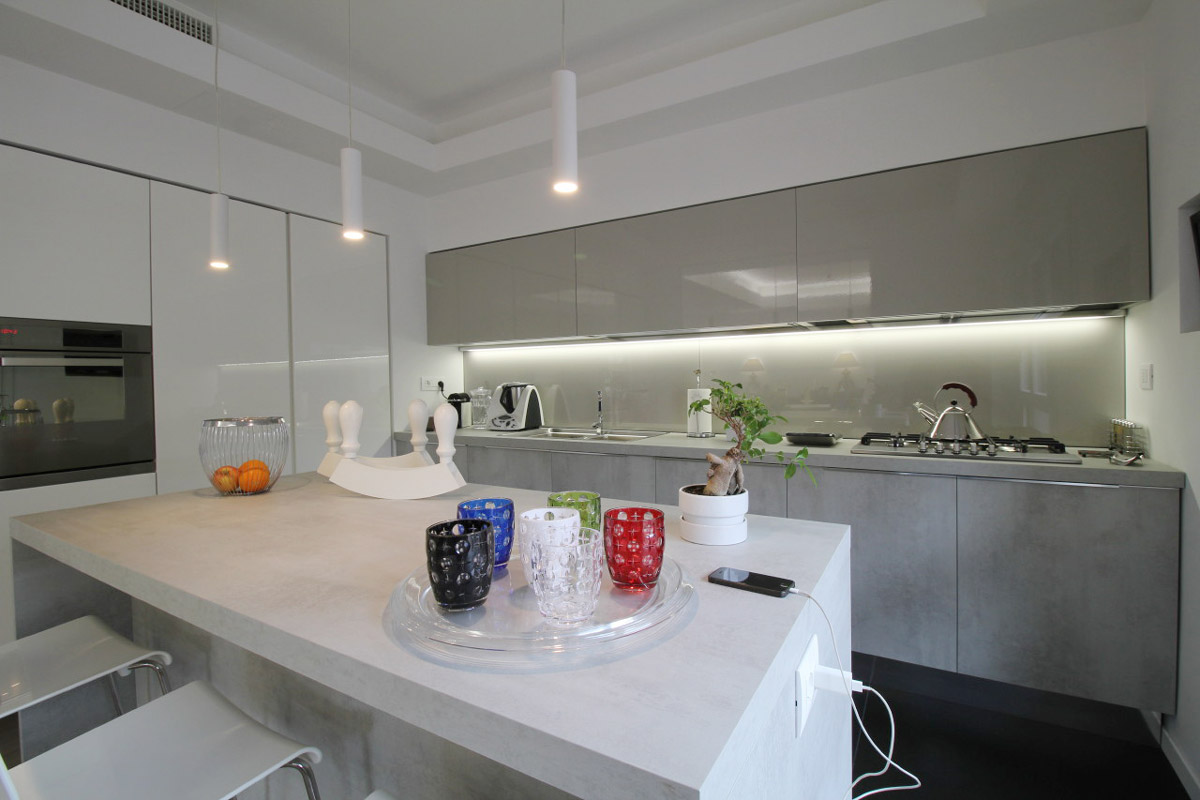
[{"left": 678, "top": 485, "right": 748, "bottom": 545}]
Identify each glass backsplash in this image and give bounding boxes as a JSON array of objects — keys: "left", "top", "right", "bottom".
[{"left": 464, "top": 316, "right": 1124, "bottom": 445}]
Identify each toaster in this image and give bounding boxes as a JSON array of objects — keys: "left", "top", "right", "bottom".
[{"left": 485, "top": 383, "right": 543, "bottom": 431}]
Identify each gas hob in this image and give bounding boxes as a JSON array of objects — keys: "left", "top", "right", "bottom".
[{"left": 850, "top": 432, "right": 1083, "bottom": 464}]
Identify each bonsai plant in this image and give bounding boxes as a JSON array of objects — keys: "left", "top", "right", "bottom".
[
  {"left": 687, "top": 378, "right": 815, "bottom": 496},
  {"left": 679, "top": 378, "right": 815, "bottom": 546}
]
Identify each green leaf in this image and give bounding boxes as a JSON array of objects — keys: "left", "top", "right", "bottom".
[
  {"left": 785, "top": 463, "right": 797, "bottom": 479},
  {"left": 759, "top": 431, "right": 782, "bottom": 444}
]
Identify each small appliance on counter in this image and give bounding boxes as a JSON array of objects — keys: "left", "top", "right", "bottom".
[
  {"left": 485, "top": 382, "right": 543, "bottom": 431},
  {"left": 445, "top": 392, "right": 470, "bottom": 429}
]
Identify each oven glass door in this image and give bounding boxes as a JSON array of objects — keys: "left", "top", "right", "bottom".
[{"left": 0, "top": 350, "right": 155, "bottom": 487}]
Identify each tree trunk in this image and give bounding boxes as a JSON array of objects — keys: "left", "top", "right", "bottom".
[{"left": 703, "top": 447, "right": 744, "bottom": 496}]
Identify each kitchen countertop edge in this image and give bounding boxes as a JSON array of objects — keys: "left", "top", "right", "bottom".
[{"left": 395, "top": 429, "right": 1185, "bottom": 489}]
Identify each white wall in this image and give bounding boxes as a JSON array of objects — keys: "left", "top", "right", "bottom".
[
  {"left": 1129, "top": 1, "right": 1200, "bottom": 795},
  {"left": 431, "top": 23, "right": 1145, "bottom": 249},
  {"left": 0, "top": 54, "right": 462, "bottom": 432}
]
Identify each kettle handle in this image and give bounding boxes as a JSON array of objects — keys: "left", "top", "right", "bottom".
[{"left": 940, "top": 382, "right": 978, "bottom": 408}]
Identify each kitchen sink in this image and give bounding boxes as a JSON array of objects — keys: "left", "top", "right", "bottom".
[{"left": 508, "top": 428, "right": 665, "bottom": 442}]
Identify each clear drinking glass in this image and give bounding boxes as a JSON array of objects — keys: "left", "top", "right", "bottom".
[{"left": 518, "top": 508, "right": 604, "bottom": 624}]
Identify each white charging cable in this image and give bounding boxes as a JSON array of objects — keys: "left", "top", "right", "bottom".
[{"left": 787, "top": 587, "right": 921, "bottom": 800}]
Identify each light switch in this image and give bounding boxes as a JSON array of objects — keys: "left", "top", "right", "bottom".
[{"left": 1139, "top": 363, "right": 1154, "bottom": 391}]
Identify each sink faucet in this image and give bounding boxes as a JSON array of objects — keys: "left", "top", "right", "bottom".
[{"left": 592, "top": 390, "right": 604, "bottom": 436}]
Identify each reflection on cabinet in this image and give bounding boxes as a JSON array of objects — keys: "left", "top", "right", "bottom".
[
  {"left": 427, "top": 230, "right": 576, "bottom": 345},
  {"left": 790, "top": 467, "right": 957, "bottom": 671},
  {"left": 0, "top": 145, "right": 150, "bottom": 324},
  {"left": 957, "top": 478, "right": 1179, "bottom": 712},
  {"left": 576, "top": 190, "right": 797, "bottom": 335},
  {"left": 290, "top": 215, "right": 391, "bottom": 472},
  {"left": 550, "top": 452, "right": 656, "bottom": 503},
  {"left": 150, "top": 184, "right": 292, "bottom": 492},
  {"left": 795, "top": 129, "right": 1149, "bottom": 319}
]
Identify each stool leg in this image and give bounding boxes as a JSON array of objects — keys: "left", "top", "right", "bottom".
[
  {"left": 127, "top": 659, "right": 172, "bottom": 696},
  {"left": 284, "top": 757, "right": 322, "bottom": 800}
]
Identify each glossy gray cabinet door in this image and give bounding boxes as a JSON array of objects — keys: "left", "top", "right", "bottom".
[
  {"left": 654, "top": 459, "right": 787, "bottom": 518},
  {"left": 461, "top": 446, "right": 553, "bottom": 491},
  {"left": 425, "top": 230, "right": 576, "bottom": 344},
  {"left": 550, "top": 452, "right": 656, "bottom": 504},
  {"left": 957, "top": 478, "right": 1179, "bottom": 711},
  {"left": 790, "top": 467, "right": 957, "bottom": 671},
  {"left": 576, "top": 190, "right": 797, "bottom": 335},
  {"left": 794, "top": 129, "right": 1149, "bottom": 319}
]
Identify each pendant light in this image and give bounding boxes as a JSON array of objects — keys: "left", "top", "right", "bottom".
[
  {"left": 341, "top": 0, "right": 364, "bottom": 241},
  {"left": 209, "top": 0, "right": 229, "bottom": 269},
  {"left": 551, "top": 0, "right": 578, "bottom": 194}
]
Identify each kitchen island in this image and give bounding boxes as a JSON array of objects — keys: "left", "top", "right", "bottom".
[{"left": 11, "top": 476, "right": 852, "bottom": 800}]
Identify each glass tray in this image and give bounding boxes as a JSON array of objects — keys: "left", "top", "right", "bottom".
[{"left": 383, "top": 558, "right": 696, "bottom": 671}]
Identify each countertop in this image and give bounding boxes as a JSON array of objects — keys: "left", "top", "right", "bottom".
[
  {"left": 11, "top": 476, "right": 852, "bottom": 799},
  {"left": 396, "top": 428, "right": 1185, "bottom": 489}
]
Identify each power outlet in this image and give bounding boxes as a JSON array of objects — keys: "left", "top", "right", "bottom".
[
  {"left": 795, "top": 634, "right": 819, "bottom": 737},
  {"left": 420, "top": 377, "right": 444, "bottom": 392},
  {"left": 1139, "top": 363, "right": 1154, "bottom": 391}
]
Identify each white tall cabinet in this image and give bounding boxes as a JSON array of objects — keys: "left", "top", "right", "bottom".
[
  {"left": 0, "top": 145, "right": 150, "bottom": 324},
  {"left": 288, "top": 215, "right": 391, "bottom": 471},
  {"left": 150, "top": 183, "right": 293, "bottom": 493}
]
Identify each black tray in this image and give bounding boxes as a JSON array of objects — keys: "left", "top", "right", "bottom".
[{"left": 785, "top": 432, "right": 840, "bottom": 447}]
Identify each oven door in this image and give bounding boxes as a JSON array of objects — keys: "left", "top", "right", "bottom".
[{"left": 0, "top": 350, "right": 155, "bottom": 489}]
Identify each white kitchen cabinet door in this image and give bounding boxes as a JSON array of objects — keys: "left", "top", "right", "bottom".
[
  {"left": 0, "top": 145, "right": 151, "bottom": 324},
  {"left": 288, "top": 215, "right": 390, "bottom": 472},
  {"left": 150, "top": 183, "right": 291, "bottom": 493}
]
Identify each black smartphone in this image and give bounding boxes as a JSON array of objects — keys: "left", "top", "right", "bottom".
[{"left": 708, "top": 567, "right": 795, "bottom": 598}]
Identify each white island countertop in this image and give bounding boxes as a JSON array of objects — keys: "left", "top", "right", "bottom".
[{"left": 12, "top": 475, "right": 852, "bottom": 800}]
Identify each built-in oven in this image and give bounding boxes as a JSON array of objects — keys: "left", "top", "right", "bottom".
[{"left": 0, "top": 317, "right": 154, "bottom": 490}]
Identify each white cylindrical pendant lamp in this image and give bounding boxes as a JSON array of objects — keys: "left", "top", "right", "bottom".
[
  {"left": 551, "top": 68, "right": 578, "bottom": 194},
  {"left": 209, "top": 192, "right": 229, "bottom": 269},
  {"left": 341, "top": 146, "right": 364, "bottom": 240}
]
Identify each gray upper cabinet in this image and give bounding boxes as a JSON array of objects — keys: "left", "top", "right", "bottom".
[
  {"left": 428, "top": 129, "right": 1148, "bottom": 344},
  {"left": 794, "top": 129, "right": 1149, "bottom": 320},
  {"left": 576, "top": 190, "right": 797, "bottom": 335},
  {"left": 426, "top": 230, "right": 576, "bottom": 345}
]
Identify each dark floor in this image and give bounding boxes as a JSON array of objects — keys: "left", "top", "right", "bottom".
[
  {"left": 850, "top": 656, "right": 1189, "bottom": 799},
  {"left": 0, "top": 714, "right": 17, "bottom": 767}
]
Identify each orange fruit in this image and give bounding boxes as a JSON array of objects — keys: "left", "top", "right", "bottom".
[
  {"left": 239, "top": 459, "right": 269, "bottom": 473},
  {"left": 238, "top": 467, "right": 270, "bottom": 493},
  {"left": 211, "top": 465, "right": 239, "bottom": 493}
]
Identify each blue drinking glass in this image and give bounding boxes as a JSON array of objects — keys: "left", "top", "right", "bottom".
[{"left": 457, "top": 498, "right": 516, "bottom": 569}]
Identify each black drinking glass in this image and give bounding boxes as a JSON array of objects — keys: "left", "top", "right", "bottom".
[{"left": 425, "top": 518, "right": 495, "bottom": 611}]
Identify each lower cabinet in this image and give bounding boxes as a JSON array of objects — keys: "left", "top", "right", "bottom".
[
  {"left": 459, "top": 446, "right": 552, "bottom": 491},
  {"left": 551, "top": 452, "right": 656, "bottom": 503},
  {"left": 956, "top": 477, "right": 1179, "bottom": 712},
  {"left": 790, "top": 466, "right": 958, "bottom": 672}
]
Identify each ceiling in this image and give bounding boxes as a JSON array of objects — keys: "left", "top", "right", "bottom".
[{"left": 0, "top": 0, "right": 1153, "bottom": 195}]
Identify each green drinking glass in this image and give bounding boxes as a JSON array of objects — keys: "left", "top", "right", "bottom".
[{"left": 547, "top": 490, "right": 601, "bottom": 531}]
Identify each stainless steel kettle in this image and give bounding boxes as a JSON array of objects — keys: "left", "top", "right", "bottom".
[{"left": 913, "top": 382, "right": 986, "bottom": 440}]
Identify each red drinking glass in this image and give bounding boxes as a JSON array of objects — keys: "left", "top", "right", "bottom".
[{"left": 603, "top": 507, "right": 666, "bottom": 591}]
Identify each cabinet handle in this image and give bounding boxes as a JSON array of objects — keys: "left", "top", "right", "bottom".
[{"left": 0, "top": 356, "right": 124, "bottom": 367}]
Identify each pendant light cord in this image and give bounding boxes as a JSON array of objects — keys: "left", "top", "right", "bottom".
[
  {"left": 213, "top": 0, "right": 222, "bottom": 194},
  {"left": 560, "top": 0, "right": 566, "bottom": 68},
  {"left": 347, "top": 0, "right": 353, "bottom": 145}
]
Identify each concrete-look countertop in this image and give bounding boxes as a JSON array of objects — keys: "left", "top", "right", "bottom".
[
  {"left": 11, "top": 477, "right": 852, "bottom": 800},
  {"left": 397, "top": 429, "right": 1185, "bottom": 489}
]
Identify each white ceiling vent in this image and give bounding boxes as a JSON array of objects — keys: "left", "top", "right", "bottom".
[{"left": 109, "top": 0, "right": 212, "bottom": 45}]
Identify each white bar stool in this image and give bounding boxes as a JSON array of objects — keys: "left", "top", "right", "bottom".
[
  {"left": 0, "top": 681, "right": 322, "bottom": 800},
  {"left": 0, "top": 615, "right": 171, "bottom": 719}
]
